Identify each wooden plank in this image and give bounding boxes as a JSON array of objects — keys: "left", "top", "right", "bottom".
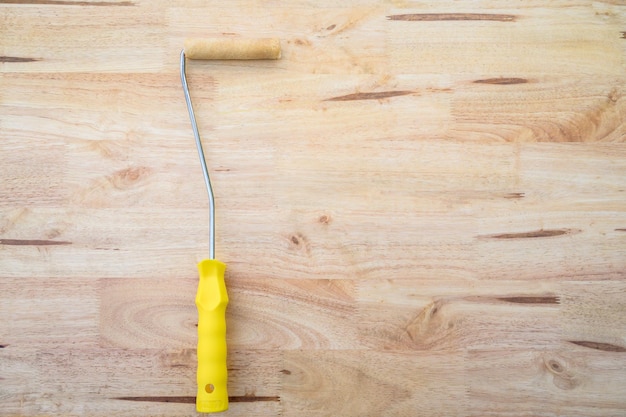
[
  {"left": 282, "top": 350, "right": 467, "bottom": 417},
  {"left": 388, "top": 4, "right": 626, "bottom": 77},
  {"left": 0, "top": 277, "right": 99, "bottom": 347},
  {"left": 357, "top": 279, "right": 563, "bottom": 351},
  {"left": 467, "top": 347, "right": 626, "bottom": 416},
  {"left": 99, "top": 277, "right": 357, "bottom": 350},
  {"left": 0, "top": 347, "right": 282, "bottom": 416},
  {"left": 560, "top": 280, "right": 626, "bottom": 347},
  {"left": 0, "top": 3, "right": 166, "bottom": 73}
]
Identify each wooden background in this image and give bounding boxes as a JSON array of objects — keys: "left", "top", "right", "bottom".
[{"left": 2, "top": 1, "right": 626, "bottom": 416}]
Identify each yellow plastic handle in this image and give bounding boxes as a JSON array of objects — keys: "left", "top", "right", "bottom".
[{"left": 196, "top": 259, "right": 228, "bottom": 413}]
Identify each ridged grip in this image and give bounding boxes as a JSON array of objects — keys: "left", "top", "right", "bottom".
[{"left": 196, "top": 259, "right": 228, "bottom": 413}]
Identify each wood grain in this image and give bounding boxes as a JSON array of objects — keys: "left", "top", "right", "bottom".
[{"left": 1, "top": 1, "right": 625, "bottom": 416}]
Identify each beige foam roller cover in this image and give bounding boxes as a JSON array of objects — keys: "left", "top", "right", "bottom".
[{"left": 184, "top": 38, "right": 281, "bottom": 60}]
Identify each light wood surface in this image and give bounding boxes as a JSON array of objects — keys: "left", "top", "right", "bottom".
[{"left": 2, "top": 1, "right": 626, "bottom": 416}]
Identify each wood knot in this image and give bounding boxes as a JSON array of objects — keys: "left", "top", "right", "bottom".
[
  {"left": 318, "top": 214, "right": 331, "bottom": 225},
  {"left": 547, "top": 359, "right": 563, "bottom": 374},
  {"left": 544, "top": 357, "right": 581, "bottom": 390},
  {"left": 608, "top": 88, "right": 621, "bottom": 103},
  {"left": 289, "top": 233, "right": 311, "bottom": 255},
  {"left": 110, "top": 166, "right": 152, "bottom": 190},
  {"left": 403, "top": 299, "right": 447, "bottom": 344}
]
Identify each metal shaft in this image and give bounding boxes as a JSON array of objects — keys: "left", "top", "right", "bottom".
[{"left": 180, "top": 50, "right": 215, "bottom": 260}]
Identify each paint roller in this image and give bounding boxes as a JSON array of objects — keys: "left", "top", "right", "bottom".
[{"left": 180, "top": 38, "right": 281, "bottom": 413}]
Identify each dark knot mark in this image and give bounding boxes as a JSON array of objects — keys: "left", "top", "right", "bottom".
[
  {"left": 546, "top": 359, "right": 563, "bottom": 373},
  {"left": 230, "top": 395, "right": 280, "bottom": 403},
  {"left": 615, "top": 228, "right": 626, "bottom": 232},
  {"left": 318, "top": 214, "right": 331, "bottom": 225},
  {"left": 569, "top": 341, "right": 626, "bottom": 353},
  {"left": 289, "top": 233, "right": 311, "bottom": 255},
  {"left": 0, "top": 0, "right": 135, "bottom": 5},
  {"left": 325, "top": 90, "right": 414, "bottom": 101},
  {"left": 0, "top": 344, "right": 7, "bottom": 348},
  {"left": 387, "top": 13, "right": 517, "bottom": 22},
  {"left": 474, "top": 77, "right": 528, "bottom": 85},
  {"left": 621, "top": 32, "right": 626, "bottom": 39},
  {"left": 0, "top": 56, "right": 40, "bottom": 63},
  {"left": 483, "top": 228, "right": 577, "bottom": 239},
  {"left": 498, "top": 296, "right": 560, "bottom": 305},
  {"left": 115, "top": 395, "right": 280, "bottom": 403},
  {"left": 115, "top": 396, "right": 195, "bottom": 404},
  {"left": 0, "top": 239, "right": 72, "bottom": 246},
  {"left": 504, "top": 192, "right": 525, "bottom": 199},
  {"left": 280, "top": 369, "right": 292, "bottom": 375}
]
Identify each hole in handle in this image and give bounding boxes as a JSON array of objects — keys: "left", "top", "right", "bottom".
[{"left": 205, "top": 384, "right": 215, "bottom": 394}]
